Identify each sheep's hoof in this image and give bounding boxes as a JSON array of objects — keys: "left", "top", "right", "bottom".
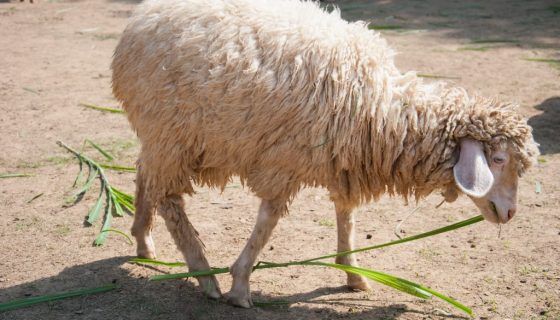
[
  {"left": 348, "top": 275, "right": 372, "bottom": 292},
  {"left": 198, "top": 276, "right": 222, "bottom": 300},
  {"left": 226, "top": 292, "right": 253, "bottom": 308},
  {"left": 136, "top": 236, "right": 156, "bottom": 259},
  {"left": 136, "top": 250, "right": 156, "bottom": 259}
]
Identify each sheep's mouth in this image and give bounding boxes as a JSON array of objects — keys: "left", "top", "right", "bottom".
[{"left": 489, "top": 201, "right": 499, "bottom": 221}]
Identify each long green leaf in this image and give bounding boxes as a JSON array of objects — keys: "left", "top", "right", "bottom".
[
  {"left": 0, "top": 173, "right": 33, "bottom": 179},
  {"left": 93, "top": 190, "right": 113, "bottom": 246},
  {"left": 111, "top": 187, "right": 134, "bottom": 201},
  {"left": 130, "top": 258, "right": 186, "bottom": 268},
  {"left": 112, "top": 187, "right": 135, "bottom": 212},
  {"left": 141, "top": 215, "right": 484, "bottom": 273},
  {"left": 307, "top": 262, "right": 472, "bottom": 315},
  {"left": 150, "top": 267, "right": 230, "bottom": 281},
  {"left": 140, "top": 215, "right": 484, "bottom": 272},
  {"left": 523, "top": 58, "right": 560, "bottom": 69},
  {"left": 100, "top": 164, "right": 136, "bottom": 173},
  {"left": 304, "top": 262, "right": 433, "bottom": 299},
  {"left": 27, "top": 193, "right": 44, "bottom": 204},
  {"left": 72, "top": 157, "right": 84, "bottom": 187},
  {"left": 300, "top": 215, "right": 484, "bottom": 263},
  {"left": 391, "top": 276, "right": 473, "bottom": 316},
  {"left": 111, "top": 193, "right": 125, "bottom": 217},
  {"left": 99, "top": 228, "right": 133, "bottom": 245},
  {"left": 79, "top": 102, "right": 124, "bottom": 114},
  {"left": 71, "top": 168, "right": 98, "bottom": 200},
  {"left": 86, "top": 139, "right": 114, "bottom": 161},
  {"left": 86, "top": 180, "right": 105, "bottom": 225},
  {"left": 0, "top": 284, "right": 116, "bottom": 312}
]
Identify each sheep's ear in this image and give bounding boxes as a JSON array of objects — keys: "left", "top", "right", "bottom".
[{"left": 453, "top": 138, "right": 494, "bottom": 198}]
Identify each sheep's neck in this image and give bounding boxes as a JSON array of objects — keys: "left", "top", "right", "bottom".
[{"left": 337, "top": 82, "right": 459, "bottom": 203}]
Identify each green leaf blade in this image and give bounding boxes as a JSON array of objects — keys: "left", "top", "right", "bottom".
[
  {"left": 93, "top": 191, "right": 113, "bottom": 246},
  {"left": 79, "top": 102, "right": 125, "bottom": 114},
  {"left": 130, "top": 258, "right": 186, "bottom": 268},
  {"left": 0, "top": 284, "right": 116, "bottom": 312},
  {"left": 86, "top": 182, "right": 105, "bottom": 226},
  {"left": 0, "top": 173, "right": 34, "bottom": 179},
  {"left": 86, "top": 139, "right": 114, "bottom": 161}
]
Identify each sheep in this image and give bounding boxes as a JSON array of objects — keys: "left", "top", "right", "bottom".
[{"left": 111, "top": 0, "right": 539, "bottom": 308}]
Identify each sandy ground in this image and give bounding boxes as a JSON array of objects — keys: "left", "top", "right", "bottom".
[{"left": 0, "top": 0, "right": 559, "bottom": 319}]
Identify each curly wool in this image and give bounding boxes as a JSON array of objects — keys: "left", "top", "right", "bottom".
[{"left": 112, "top": 0, "right": 538, "bottom": 208}]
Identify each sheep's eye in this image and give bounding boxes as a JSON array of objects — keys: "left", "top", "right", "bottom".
[{"left": 493, "top": 156, "right": 506, "bottom": 164}]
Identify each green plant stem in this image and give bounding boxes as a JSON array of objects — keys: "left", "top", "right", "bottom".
[
  {"left": 99, "top": 228, "right": 133, "bottom": 245},
  {"left": 86, "top": 139, "right": 114, "bottom": 161},
  {"left": 299, "top": 214, "right": 484, "bottom": 263},
  {"left": 57, "top": 141, "right": 111, "bottom": 184},
  {"left": 79, "top": 102, "right": 124, "bottom": 114},
  {"left": 141, "top": 214, "right": 484, "bottom": 279},
  {"left": 0, "top": 284, "right": 117, "bottom": 312},
  {"left": 100, "top": 164, "right": 136, "bottom": 173},
  {"left": 0, "top": 173, "right": 34, "bottom": 179}
]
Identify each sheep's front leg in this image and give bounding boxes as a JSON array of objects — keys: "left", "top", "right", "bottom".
[
  {"left": 228, "top": 199, "right": 284, "bottom": 308},
  {"left": 158, "top": 194, "right": 222, "bottom": 299},
  {"left": 335, "top": 202, "right": 371, "bottom": 291}
]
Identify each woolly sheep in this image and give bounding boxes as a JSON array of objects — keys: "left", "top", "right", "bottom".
[{"left": 111, "top": 0, "right": 539, "bottom": 307}]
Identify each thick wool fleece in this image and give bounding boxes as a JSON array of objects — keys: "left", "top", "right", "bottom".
[{"left": 112, "top": 0, "right": 538, "bottom": 209}]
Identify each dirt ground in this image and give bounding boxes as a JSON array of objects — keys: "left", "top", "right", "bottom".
[{"left": 0, "top": 0, "right": 559, "bottom": 319}]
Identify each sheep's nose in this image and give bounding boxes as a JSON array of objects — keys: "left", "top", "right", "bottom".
[{"left": 507, "top": 208, "right": 516, "bottom": 221}]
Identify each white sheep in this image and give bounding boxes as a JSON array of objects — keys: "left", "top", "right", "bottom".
[{"left": 111, "top": 0, "right": 539, "bottom": 307}]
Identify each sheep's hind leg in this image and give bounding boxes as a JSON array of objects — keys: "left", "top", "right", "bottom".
[
  {"left": 334, "top": 201, "right": 371, "bottom": 291},
  {"left": 158, "top": 194, "right": 222, "bottom": 299},
  {"left": 131, "top": 169, "right": 156, "bottom": 259},
  {"left": 227, "top": 198, "right": 286, "bottom": 308}
]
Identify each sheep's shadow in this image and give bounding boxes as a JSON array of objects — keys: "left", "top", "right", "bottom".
[
  {"left": 528, "top": 97, "right": 560, "bottom": 155},
  {"left": 0, "top": 257, "right": 467, "bottom": 320}
]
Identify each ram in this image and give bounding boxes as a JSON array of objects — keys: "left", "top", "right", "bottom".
[{"left": 112, "top": 0, "right": 538, "bottom": 308}]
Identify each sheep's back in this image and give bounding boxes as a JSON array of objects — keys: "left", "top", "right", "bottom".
[{"left": 112, "top": 0, "right": 400, "bottom": 198}]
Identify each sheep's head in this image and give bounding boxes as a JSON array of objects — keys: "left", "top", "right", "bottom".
[{"left": 452, "top": 136, "right": 538, "bottom": 224}]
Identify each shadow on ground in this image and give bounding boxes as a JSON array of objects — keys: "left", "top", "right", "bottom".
[
  {"left": 0, "top": 257, "right": 468, "bottom": 320},
  {"left": 103, "top": 0, "right": 560, "bottom": 49},
  {"left": 529, "top": 97, "right": 560, "bottom": 155},
  {"left": 329, "top": 0, "right": 559, "bottom": 49}
]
